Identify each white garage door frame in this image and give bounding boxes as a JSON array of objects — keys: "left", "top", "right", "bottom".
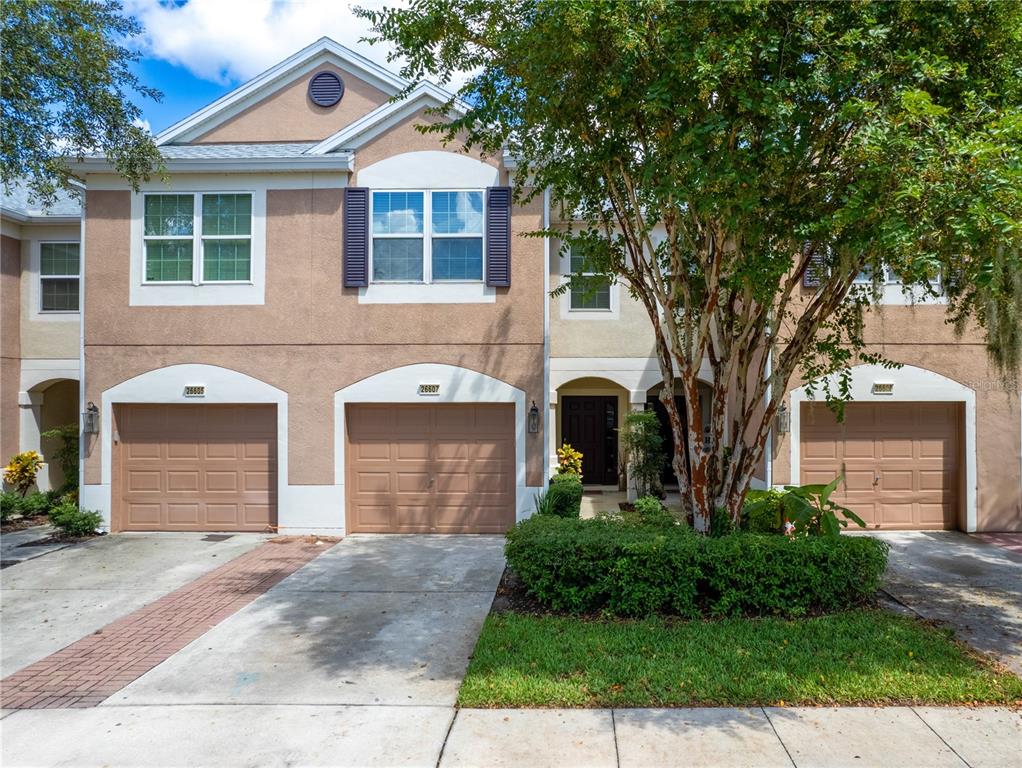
[
  {"left": 83, "top": 364, "right": 287, "bottom": 531},
  {"left": 789, "top": 364, "right": 976, "bottom": 532},
  {"left": 335, "top": 363, "right": 534, "bottom": 531}
]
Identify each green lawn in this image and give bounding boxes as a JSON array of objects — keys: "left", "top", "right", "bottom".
[{"left": 459, "top": 610, "right": 1022, "bottom": 708}]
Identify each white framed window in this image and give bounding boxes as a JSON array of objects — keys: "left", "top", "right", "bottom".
[
  {"left": 143, "top": 192, "right": 253, "bottom": 284},
  {"left": 568, "top": 246, "right": 612, "bottom": 311},
  {"left": 39, "top": 242, "right": 80, "bottom": 312},
  {"left": 370, "top": 190, "right": 484, "bottom": 283}
]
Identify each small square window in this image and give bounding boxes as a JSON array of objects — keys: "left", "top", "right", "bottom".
[{"left": 39, "top": 243, "right": 80, "bottom": 312}]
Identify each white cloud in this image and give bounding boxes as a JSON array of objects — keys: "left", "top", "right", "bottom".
[
  {"left": 132, "top": 117, "right": 153, "bottom": 134},
  {"left": 123, "top": 0, "right": 444, "bottom": 88}
]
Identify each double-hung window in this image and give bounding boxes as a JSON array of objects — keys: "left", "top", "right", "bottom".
[
  {"left": 143, "top": 193, "right": 252, "bottom": 284},
  {"left": 370, "top": 190, "right": 484, "bottom": 282},
  {"left": 568, "top": 246, "right": 611, "bottom": 310},
  {"left": 39, "top": 242, "right": 80, "bottom": 312}
]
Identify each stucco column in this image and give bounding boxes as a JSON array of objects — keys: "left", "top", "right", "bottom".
[
  {"left": 18, "top": 390, "right": 51, "bottom": 491},
  {"left": 626, "top": 391, "right": 647, "bottom": 502},
  {"left": 548, "top": 390, "right": 558, "bottom": 478}
]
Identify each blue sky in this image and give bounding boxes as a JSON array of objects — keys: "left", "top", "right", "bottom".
[{"left": 121, "top": 0, "right": 404, "bottom": 135}]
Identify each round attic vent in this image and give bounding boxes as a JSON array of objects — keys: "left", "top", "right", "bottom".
[{"left": 309, "top": 71, "right": 344, "bottom": 107}]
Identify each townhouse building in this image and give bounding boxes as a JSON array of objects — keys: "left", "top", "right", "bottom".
[
  {"left": 1, "top": 183, "right": 82, "bottom": 492},
  {"left": 3, "top": 37, "right": 1018, "bottom": 534}
]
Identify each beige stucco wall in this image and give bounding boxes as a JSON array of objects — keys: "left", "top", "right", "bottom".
[
  {"left": 18, "top": 223, "right": 80, "bottom": 360},
  {"left": 1, "top": 233, "right": 21, "bottom": 461},
  {"left": 82, "top": 126, "right": 546, "bottom": 490},
  {"left": 770, "top": 305, "right": 1021, "bottom": 532},
  {"left": 548, "top": 234, "right": 656, "bottom": 358},
  {"left": 194, "top": 64, "right": 390, "bottom": 144}
]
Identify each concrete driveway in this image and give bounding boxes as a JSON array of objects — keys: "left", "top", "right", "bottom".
[
  {"left": 106, "top": 534, "right": 505, "bottom": 706},
  {"left": 878, "top": 531, "right": 1022, "bottom": 676},
  {"left": 1, "top": 532, "right": 268, "bottom": 677}
]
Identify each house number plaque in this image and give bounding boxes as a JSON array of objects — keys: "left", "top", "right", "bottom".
[{"left": 417, "top": 383, "right": 441, "bottom": 396}]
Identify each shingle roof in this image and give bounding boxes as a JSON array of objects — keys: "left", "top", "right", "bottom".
[
  {"left": 1, "top": 180, "right": 82, "bottom": 219},
  {"left": 157, "top": 143, "right": 319, "bottom": 159}
]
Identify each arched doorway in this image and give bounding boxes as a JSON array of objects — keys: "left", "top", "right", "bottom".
[{"left": 22, "top": 378, "right": 79, "bottom": 492}]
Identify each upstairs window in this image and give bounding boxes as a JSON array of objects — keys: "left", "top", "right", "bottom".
[
  {"left": 143, "top": 193, "right": 252, "bottom": 284},
  {"left": 568, "top": 247, "right": 611, "bottom": 310},
  {"left": 40, "top": 242, "right": 80, "bottom": 312},
  {"left": 370, "top": 190, "right": 484, "bottom": 283}
]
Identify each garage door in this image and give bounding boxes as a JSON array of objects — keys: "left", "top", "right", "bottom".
[
  {"left": 115, "top": 404, "right": 277, "bottom": 532},
  {"left": 800, "top": 402, "right": 960, "bottom": 529},
  {"left": 346, "top": 404, "right": 515, "bottom": 533}
]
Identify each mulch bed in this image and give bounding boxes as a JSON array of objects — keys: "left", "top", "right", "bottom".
[
  {"left": 16, "top": 534, "right": 94, "bottom": 547},
  {"left": 490, "top": 568, "right": 555, "bottom": 617},
  {"left": 1, "top": 514, "right": 50, "bottom": 534}
]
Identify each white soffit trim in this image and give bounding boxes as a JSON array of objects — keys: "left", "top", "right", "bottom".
[
  {"left": 155, "top": 37, "right": 408, "bottom": 146},
  {"left": 308, "top": 83, "right": 466, "bottom": 155}
]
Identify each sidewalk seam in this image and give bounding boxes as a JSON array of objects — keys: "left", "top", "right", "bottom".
[
  {"left": 435, "top": 708, "right": 458, "bottom": 768},
  {"left": 610, "top": 708, "right": 621, "bottom": 768},
  {"left": 760, "top": 707, "right": 798, "bottom": 768},
  {"left": 910, "top": 707, "right": 972, "bottom": 768}
]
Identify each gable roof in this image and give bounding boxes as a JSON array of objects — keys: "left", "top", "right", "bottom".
[
  {"left": 156, "top": 37, "right": 410, "bottom": 146},
  {"left": 308, "top": 82, "right": 467, "bottom": 155}
]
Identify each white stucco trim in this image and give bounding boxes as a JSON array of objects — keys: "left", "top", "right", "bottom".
[
  {"left": 27, "top": 239, "right": 80, "bottom": 322},
  {"left": 550, "top": 356, "right": 714, "bottom": 395},
  {"left": 87, "top": 364, "right": 289, "bottom": 532},
  {"left": 334, "top": 363, "right": 536, "bottom": 532},
  {"left": 358, "top": 151, "right": 498, "bottom": 189},
  {"left": 788, "top": 363, "right": 977, "bottom": 532},
  {"left": 20, "top": 358, "right": 80, "bottom": 392},
  {"left": 358, "top": 283, "right": 496, "bottom": 304}
]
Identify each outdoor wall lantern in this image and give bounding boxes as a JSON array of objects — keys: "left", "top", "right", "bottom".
[
  {"left": 528, "top": 401, "right": 540, "bottom": 433},
  {"left": 775, "top": 402, "right": 790, "bottom": 435},
  {"left": 83, "top": 402, "right": 100, "bottom": 434}
]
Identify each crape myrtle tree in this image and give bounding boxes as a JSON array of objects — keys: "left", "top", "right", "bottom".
[
  {"left": 1, "top": 0, "right": 163, "bottom": 202},
  {"left": 358, "top": 0, "right": 1022, "bottom": 530}
]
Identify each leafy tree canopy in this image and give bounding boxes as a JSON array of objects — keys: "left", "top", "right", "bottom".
[
  {"left": 1, "top": 0, "right": 163, "bottom": 203},
  {"left": 360, "top": 0, "right": 1022, "bottom": 527}
]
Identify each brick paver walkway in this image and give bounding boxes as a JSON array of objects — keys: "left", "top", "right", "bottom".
[{"left": 1, "top": 539, "right": 327, "bottom": 709}]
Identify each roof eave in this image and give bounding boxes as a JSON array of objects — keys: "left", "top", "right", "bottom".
[{"left": 72, "top": 155, "right": 355, "bottom": 174}]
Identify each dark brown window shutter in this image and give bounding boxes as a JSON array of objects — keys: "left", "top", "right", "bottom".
[
  {"left": 343, "top": 187, "right": 369, "bottom": 287},
  {"left": 485, "top": 186, "right": 511, "bottom": 287}
]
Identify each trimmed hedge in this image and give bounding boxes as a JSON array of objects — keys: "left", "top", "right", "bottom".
[
  {"left": 545, "top": 473, "right": 583, "bottom": 518},
  {"left": 505, "top": 516, "right": 889, "bottom": 618}
]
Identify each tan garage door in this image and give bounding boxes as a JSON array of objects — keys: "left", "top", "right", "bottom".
[
  {"left": 346, "top": 404, "right": 515, "bottom": 534},
  {"left": 115, "top": 404, "right": 277, "bottom": 532},
  {"left": 800, "top": 402, "right": 960, "bottom": 530}
]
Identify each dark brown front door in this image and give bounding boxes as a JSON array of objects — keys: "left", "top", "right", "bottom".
[{"left": 562, "top": 396, "right": 618, "bottom": 485}]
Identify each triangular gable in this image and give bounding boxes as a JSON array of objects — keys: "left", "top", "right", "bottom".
[
  {"left": 307, "top": 82, "right": 467, "bottom": 155},
  {"left": 156, "top": 37, "right": 408, "bottom": 146}
]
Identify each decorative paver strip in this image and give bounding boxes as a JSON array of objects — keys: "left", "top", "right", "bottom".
[{"left": 1, "top": 539, "right": 329, "bottom": 709}]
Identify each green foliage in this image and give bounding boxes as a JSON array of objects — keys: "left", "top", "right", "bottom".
[
  {"left": 504, "top": 516, "right": 889, "bottom": 618},
  {"left": 777, "top": 478, "right": 868, "bottom": 537},
  {"left": 618, "top": 409, "right": 666, "bottom": 498},
  {"left": 40, "top": 423, "right": 79, "bottom": 492},
  {"left": 545, "top": 473, "right": 583, "bottom": 518},
  {"left": 533, "top": 490, "right": 554, "bottom": 516},
  {"left": 360, "top": 0, "right": 1022, "bottom": 525},
  {"left": 0, "top": 490, "right": 19, "bottom": 523},
  {"left": 1, "top": 488, "right": 66, "bottom": 523},
  {"left": 1, "top": 0, "right": 163, "bottom": 201},
  {"left": 629, "top": 495, "right": 678, "bottom": 528},
  {"left": 4, "top": 451, "right": 43, "bottom": 496},
  {"left": 742, "top": 489, "right": 785, "bottom": 533},
  {"left": 49, "top": 502, "right": 102, "bottom": 537}
]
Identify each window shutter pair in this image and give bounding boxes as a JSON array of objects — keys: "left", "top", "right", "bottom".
[{"left": 342, "top": 186, "right": 512, "bottom": 288}]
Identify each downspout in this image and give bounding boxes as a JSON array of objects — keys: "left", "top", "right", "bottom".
[
  {"left": 542, "top": 185, "right": 551, "bottom": 489},
  {"left": 77, "top": 188, "right": 87, "bottom": 509},
  {"left": 764, "top": 349, "right": 773, "bottom": 490}
]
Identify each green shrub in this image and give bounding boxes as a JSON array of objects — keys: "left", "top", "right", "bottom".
[
  {"left": 742, "top": 489, "right": 784, "bottom": 533},
  {"left": 0, "top": 490, "right": 19, "bottom": 523},
  {"left": 628, "top": 495, "right": 678, "bottom": 528},
  {"left": 18, "top": 491, "right": 50, "bottom": 517},
  {"left": 504, "top": 516, "right": 889, "bottom": 618},
  {"left": 49, "top": 502, "right": 102, "bottom": 537},
  {"left": 546, "top": 473, "right": 583, "bottom": 518}
]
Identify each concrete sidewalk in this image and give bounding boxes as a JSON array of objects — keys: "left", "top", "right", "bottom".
[{"left": 2, "top": 705, "right": 1018, "bottom": 767}]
